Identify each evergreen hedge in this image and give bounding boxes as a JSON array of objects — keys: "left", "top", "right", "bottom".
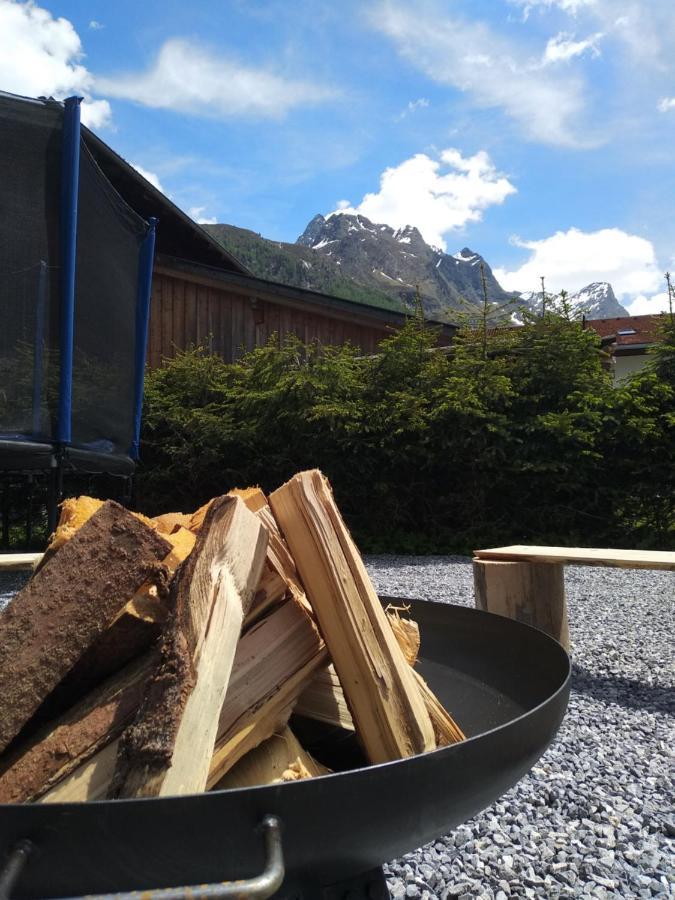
[{"left": 137, "top": 312, "right": 675, "bottom": 553}]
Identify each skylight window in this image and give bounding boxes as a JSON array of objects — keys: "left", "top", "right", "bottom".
[{"left": 617, "top": 329, "right": 636, "bottom": 336}]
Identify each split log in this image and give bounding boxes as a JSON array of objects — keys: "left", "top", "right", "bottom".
[
  {"left": 36, "top": 496, "right": 160, "bottom": 573},
  {"left": 152, "top": 512, "right": 192, "bottom": 534},
  {"left": 257, "top": 502, "right": 312, "bottom": 615},
  {"left": 62, "top": 526, "right": 195, "bottom": 684},
  {"left": 270, "top": 470, "right": 435, "bottom": 763},
  {"left": 295, "top": 666, "right": 466, "bottom": 746},
  {"left": 295, "top": 664, "right": 354, "bottom": 731},
  {"left": 111, "top": 495, "right": 267, "bottom": 798},
  {"left": 41, "top": 741, "right": 119, "bottom": 804},
  {"left": 295, "top": 609, "right": 422, "bottom": 730},
  {"left": 386, "top": 607, "right": 420, "bottom": 666},
  {"left": 213, "top": 727, "right": 329, "bottom": 791},
  {"left": 83, "top": 524, "right": 195, "bottom": 673},
  {"left": 32, "top": 498, "right": 195, "bottom": 702},
  {"left": 244, "top": 499, "right": 311, "bottom": 628},
  {"left": 42, "top": 596, "right": 326, "bottom": 802},
  {"left": 191, "top": 489, "right": 290, "bottom": 629},
  {"left": 0, "top": 501, "right": 170, "bottom": 754},
  {"left": 0, "top": 653, "right": 154, "bottom": 803},
  {"left": 209, "top": 598, "right": 327, "bottom": 786},
  {"left": 411, "top": 670, "right": 465, "bottom": 745},
  {"left": 28, "top": 525, "right": 196, "bottom": 729}
]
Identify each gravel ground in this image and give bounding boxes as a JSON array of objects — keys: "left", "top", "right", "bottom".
[
  {"left": 365, "top": 556, "right": 675, "bottom": 900},
  {"left": 0, "top": 571, "right": 29, "bottom": 610},
  {"left": 1, "top": 559, "right": 673, "bottom": 898}
]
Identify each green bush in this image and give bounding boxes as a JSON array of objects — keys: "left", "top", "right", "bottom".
[{"left": 136, "top": 313, "right": 674, "bottom": 552}]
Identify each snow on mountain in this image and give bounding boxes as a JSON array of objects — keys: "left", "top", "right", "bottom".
[
  {"left": 515, "top": 281, "right": 629, "bottom": 320},
  {"left": 296, "top": 213, "right": 515, "bottom": 321}
]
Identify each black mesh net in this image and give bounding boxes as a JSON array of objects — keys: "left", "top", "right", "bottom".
[
  {"left": 0, "top": 94, "right": 148, "bottom": 462},
  {"left": 72, "top": 143, "right": 146, "bottom": 456},
  {"left": 0, "top": 96, "right": 62, "bottom": 442}
]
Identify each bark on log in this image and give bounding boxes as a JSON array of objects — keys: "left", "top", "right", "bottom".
[
  {"left": 0, "top": 653, "right": 154, "bottom": 803},
  {"left": 111, "top": 495, "right": 267, "bottom": 798},
  {"left": 0, "top": 501, "right": 169, "bottom": 754},
  {"left": 28, "top": 526, "right": 195, "bottom": 728},
  {"left": 42, "top": 597, "right": 326, "bottom": 802}
]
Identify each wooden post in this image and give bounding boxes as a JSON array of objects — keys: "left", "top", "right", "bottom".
[{"left": 473, "top": 559, "right": 569, "bottom": 651}]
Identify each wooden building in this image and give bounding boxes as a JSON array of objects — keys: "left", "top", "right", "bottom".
[{"left": 84, "top": 130, "right": 456, "bottom": 367}]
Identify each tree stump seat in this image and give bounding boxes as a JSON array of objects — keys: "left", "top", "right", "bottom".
[{"left": 472, "top": 545, "right": 675, "bottom": 652}]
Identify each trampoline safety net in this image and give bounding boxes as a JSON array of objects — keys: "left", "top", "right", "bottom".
[
  {"left": 0, "top": 96, "right": 62, "bottom": 443},
  {"left": 73, "top": 144, "right": 146, "bottom": 455},
  {"left": 0, "top": 93, "right": 151, "bottom": 464}
]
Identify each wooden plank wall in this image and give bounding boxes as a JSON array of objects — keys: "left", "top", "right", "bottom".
[{"left": 147, "top": 271, "right": 391, "bottom": 369}]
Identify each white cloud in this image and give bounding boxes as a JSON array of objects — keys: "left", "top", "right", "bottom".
[
  {"left": 96, "top": 38, "right": 336, "bottom": 120},
  {"left": 80, "top": 98, "right": 112, "bottom": 128},
  {"left": 131, "top": 163, "right": 164, "bottom": 193},
  {"left": 188, "top": 206, "right": 218, "bottom": 225},
  {"left": 332, "top": 148, "right": 516, "bottom": 250},
  {"left": 396, "top": 97, "right": 430, "bottom": 120},
  {"left": 0, "top": 0, "right": 111, "bottom": 128},
  {"left": 371, "top": 2, "right": 589, "bottom": 146},
  {"left": 512, "top": 0, "right": 675, "bottom": 69},
  {"left": 510, "top": 0, "right": 597, "bottom": 19},
  {"left": 542, "top": 31, "right": 603, "bottom": 64},
  {"left": 658, "top": 97, "right": 675, "bottom": 112},
  {"left": 626, "top": 292, "right": 671, "bottom": 315},
  {"left": 88, "top": 20, "right": 104, "bottom": 30},
  {"left": 494, "top": 227, "right": 663, "bottom": 302}
]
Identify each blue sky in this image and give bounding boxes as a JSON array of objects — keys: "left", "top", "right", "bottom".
[{"left": 1, "top": 0, "right": 674, "bottom": 313}]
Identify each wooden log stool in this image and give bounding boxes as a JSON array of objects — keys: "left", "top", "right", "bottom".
[{"left": 473, "top": 545, "right": 675, "bottom": 653}]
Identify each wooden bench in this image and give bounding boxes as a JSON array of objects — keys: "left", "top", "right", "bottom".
[
  {"left": 0, "top": 553, "right": 43, "bottom": 572},
  {"left": 473, "top": 545, "right": 675, "bottom": 651}
]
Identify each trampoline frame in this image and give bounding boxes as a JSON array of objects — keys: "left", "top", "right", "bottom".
[{"left": 0, "top": 93, "right": 156, "bottom": 540}]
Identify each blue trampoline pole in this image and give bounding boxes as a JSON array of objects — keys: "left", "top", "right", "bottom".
[
  {"left": 130, "top": 217, "right": 157, "bottom": 460},
  {"left": 57, "top": 95, "right": 82, "bottom": 447}
]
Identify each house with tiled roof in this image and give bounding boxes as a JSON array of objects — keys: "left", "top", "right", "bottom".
[{"left": 585, "top": 315, "right": 666, "bottom": 383}]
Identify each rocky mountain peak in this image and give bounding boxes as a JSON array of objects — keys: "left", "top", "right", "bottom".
[
  {"left": 515, "top": 281, "right": 629, "bottom": 320},
  {"left": 207, "top": 215, "right": 634, "bottom": 325},
  {"left": 297, "top": 213, "right": 329, "bottom": 248},
  {"left": 292, "top": 212, "right": 516, "bottom": 319}
]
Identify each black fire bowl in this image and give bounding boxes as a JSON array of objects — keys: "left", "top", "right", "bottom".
[{"left": 0, "top": 598, "right": 570, "bottom": 899}]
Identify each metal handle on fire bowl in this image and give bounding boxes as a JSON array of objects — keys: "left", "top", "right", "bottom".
[{"left": 0, "top": 816, "right": 285, "bottom": 900}]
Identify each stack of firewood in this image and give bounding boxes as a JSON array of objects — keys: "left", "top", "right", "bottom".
[{"left": 0, "top": 470, "right": 464, "bottom": 803}]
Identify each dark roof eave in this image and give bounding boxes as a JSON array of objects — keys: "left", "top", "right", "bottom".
[
  {"left": 156, "top": 255, "right": 458, "bottom": 334},
  {"left": 80, "top": 126, "right": 250, "bottom": 276},
  {"left": 614, "top": 344, "right": 652, "bottom": 354}
]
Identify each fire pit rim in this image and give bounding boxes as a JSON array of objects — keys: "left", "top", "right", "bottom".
[{"left": 0, "top": 598, "right": 571, "bottom": 811}]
